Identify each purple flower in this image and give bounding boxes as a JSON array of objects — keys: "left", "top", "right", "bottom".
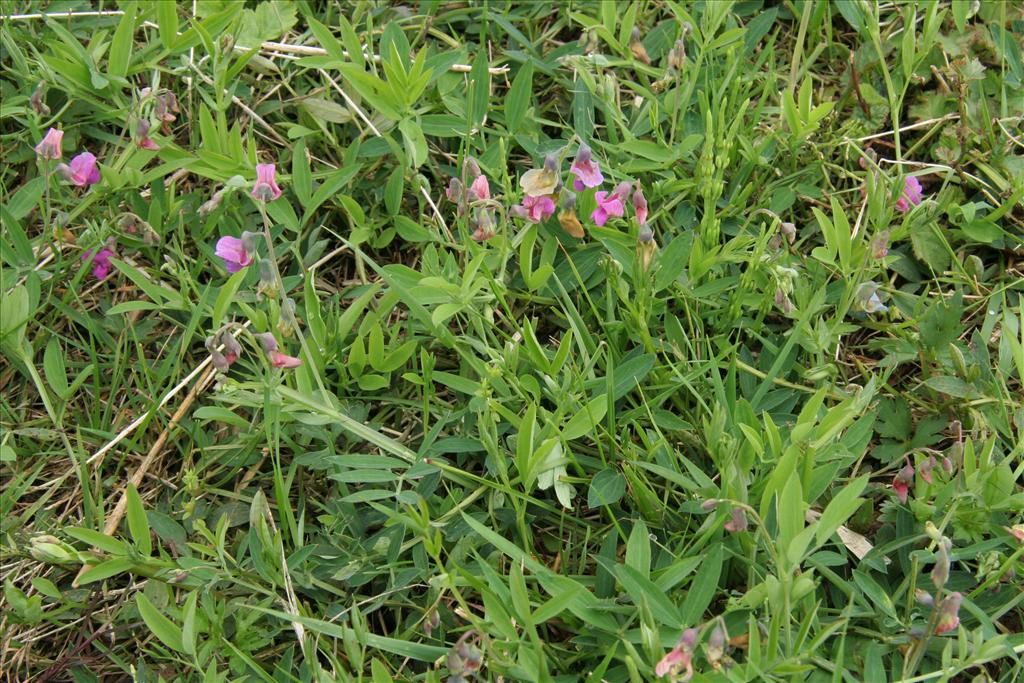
[
  {"left": 135, "top": 119, "right": 159, "bottom": 151},
  {"left": 591, "top": 182, "right": 631, "bottom": 226},
  {"left": 511, "top": 195, "right": 556, "bottom": 223},
  {"left": 896, "top": 176, "right": 923, "bottom": 213},
  {"left": 251, "top": 163, "right": 282, "bottom": 201},
  {"left": 570, "top": 143, "right": 603, "bottom": 191},
  {"left": 215, "top": 233, "right": 256, "bottom": 272},
  {"left": 57, "top": 152, "right": 101, "bottom": 187},
  {"left": 81, "top": 246, "right": 115, "bottom": 280},
  {"left": 656, "top": 628, "right": 698, "bottom": 680},
  {"left": 35, "top": 128, "right": 63, "bottom": 159},
  {"left": 633, "top": 183, "right": 648, "bottom": 226},
  {"left": 255, "top": 332, "right": 278, "bottom": 354},
  {"left": 918, "top": 455, "right": 937, "bottom": 484}
]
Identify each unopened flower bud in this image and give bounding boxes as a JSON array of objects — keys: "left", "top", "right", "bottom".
[
  {"left": 638, "top": 227, "right": 657, "bottom": 271},
  {"left": 931, "top": 539, "right": 951, "bottom": 590},
  {"left": 257, "top": 258, "right": 277, "bottom": 299},
  {"left": 255, "top": 332, "right": 278, "bottom": 355},
  {"left": 241, "top": 231, "right": 259, "bottom": 255},
  {"left": 30, "top": 81, "right": 50, "bottom": 116},
  {"left": 701, "top": 498, "right": 719, "bottom": 511},
  {"left": 935, "top": 592, "right": 962, "bottom": 634},
  {"left": 221, "top": 333, "right": 242, "bottom": 363},
  {"left": 871, "top": 230, "right": 890, "bottom": 259},
  {"left": 915, "top": 589, "right": 934, "bottom": 606},
  {"left": 706, "top": 618, "right": 727, "bottom": 669},
  {"left": 465, "top": 156, "right": 481, "bottom": 180},
  {"left": 629, "top": 27, "right": 651, "bottom": 64},
  {"left": 210, "top": 349, "right": 230, "bottom": 372},
  {"left": 780, "top": 222, "right": 796, "bottom": 244}
]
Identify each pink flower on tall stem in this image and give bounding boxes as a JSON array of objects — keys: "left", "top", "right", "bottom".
[
  {"left": 895, "top": 176, "right": 923, "bottom": 213},
  {"left": 57, "top": 152, "right": 101, "bottom": 187},
  {"left": 251, "top": 163, "right": 282, "bottom": 201},
  {"left": 81, "top": 246, "right": 115, "bottom": 280},
  {"left": 570, "top": 143, "right": 603, "bottom": 191},
  {"left": 215, "top": 233, "right": 257, "bottom": 272},
  {"left": 35, "top": 128, "right": 64, "bottom": 159}
]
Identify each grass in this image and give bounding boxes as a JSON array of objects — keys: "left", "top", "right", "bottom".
[{"left": 1, "top": 0, "right": 1023, "bottom": 681}]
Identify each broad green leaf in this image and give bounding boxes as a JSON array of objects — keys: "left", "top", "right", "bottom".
[
  {"left": 136, "top": 593, "right": 185, "bottom": 653},
  {"left": 562, "top": 396, "right": 608, "bottom": 440},
  {"left": 505, "top": 61, "right": 533, "bottom": 133},
  {"left": 125, "top": 484, "right": 151, "bottom": 556}
]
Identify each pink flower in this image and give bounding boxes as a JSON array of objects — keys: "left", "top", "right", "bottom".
[
  {"left": 35, "top": 128, "right": 64, "bottom": 159},
  {"left": 81, "top": 246, "right": 115, "bottom": 280},
  {"left": 918, "top": 455, "right": 937, "bottom": 484},
  {"left": 935, "top": 592, "right": 962, "bottom": 634},
  {"left": 469, "top": 174, "right": 490, "bottom": 201},
  {"left": 57, "top": 152, "right": 101, "bottom": 187},
  {"left": 633, "top": 183, "right": 648, "bottom": 226},
  {"left": 251, "top": 163, "right": 282, "bottom": 201},
  {"left": 570, "top": 143, "right": 603, "bottom": 191},
  {"left": 215, "top": 233, "right": 256, "bottom": 273},
  {"left": 656, "top": 628, "right": 698, "bottom": 680},
  {"left": 892, "top": 462, "right": 915, "bottom": 504},
  {"left": 511, "top": 194, "right": 556, "bottom": 223},
  {"left": 269, "top": 350, "right": 302, "bottom": 368},
  {"left": 591, "top": 182, "right": 631, "bottom": 226},
  {"left": 135, "top": 119, "right": 159, "bottom": 151},
  {"left": 724, "top": 508, "right": 748, "bottom": 533},
  {"left": 895, "top": 176, "right": 923, "bottom": 213}
]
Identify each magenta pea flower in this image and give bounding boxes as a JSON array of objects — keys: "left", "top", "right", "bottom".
[
  {"left": 895, "top": 176, "right": 923, "bottom": 213},
  {"left": 570, "top": 143, "right": 603, "bottom": 191},
  {"left": 251, "top": 163, "right": 282, "bottom": 201},
  {"left": 918, "top": 455, "right": 938, "bottom": 484},
  {"left": 81, "top": 245, "right": 115, "bottom": 280},
  {"left": 269, "top": 350, "right": 303, "bottom": 368},
  {"left": 215, "top": 232, "right": 257, "bottom": 272},
  {"left": 633, "top": 183, "right": 648, "bottom": 226},
  {"left": 57, "top": 152, "right": 101, "bottom": 187},
  {"left": 591, "top": 182, "right": 631, "bottom": 226},
  {"left": 511, "top": 194, "right": 556, "bottom": 223},
  {"left": 35, "top": 127, "right": 64, "bottom": 159}
]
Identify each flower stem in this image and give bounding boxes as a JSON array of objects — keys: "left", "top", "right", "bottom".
[{"left": 257, "top": 203, "right": 330, "bottom": 400}]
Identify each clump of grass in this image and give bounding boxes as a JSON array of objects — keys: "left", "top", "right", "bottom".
[{"left": 1, "top": 2, "right": 1022, "bottom": 681}]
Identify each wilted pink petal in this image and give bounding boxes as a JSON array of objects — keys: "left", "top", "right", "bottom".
[
  {"left": 724, "top": 508, "right": 748, "bottom": 533},
  {"left": 269, "top": 350, "right": 302, "bottom": 368},
  {"left": 918, "top": 455, "right": 937, "bottom": 484},
  {"left": 251, "top": 163, "right": 282, "bottom": 201},
  {"left": 935, "top": 592, "right": 962, "bottom": 634},
  {"left": 35, "top": 128, "right": 64, "bottom": 159}
]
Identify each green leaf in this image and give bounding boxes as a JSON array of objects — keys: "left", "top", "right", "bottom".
[
  {"left": 398, "top": 118, "right": 427, "bottom": 169},
  {"left": 136, "top": 593, "right": 185, "bottom": 653},
  {"left": 384, "top": 166, "right": 404, "bottom": 216},
  {"left": 43, "top": 338, "right": 68, "bottom": 400},
  {"left": 587, "top": 468, "right": 626, "bottom": 508},
  {"left": 680, "top": 543, "right": 722, "bottom": 623},
  {"left": 505, "top": 61, "right": 533, "bottom": 133},
  {"left": 961, "top": 219, "right": 1001, "bottom": 243},
  {"left": 155, "top": 1, "right": 179, "bottom": 51},
  {"left": 77, "top": 558, "right": 135, "bottom": 585},
  {"left": 562, "top": 396, "right": 608, "bottom": 440},
  {"left": 626, "top": 521, "right": 651, "bottom": 577},
  {"left": 108, "top": 3, "right": 136, "bottom": 78},
  {"left": 778, "top": 471, "right": 804, "bottom": 560},
  {"left": 8, "top": 176, "right": 45, "bottom": 220},
  {"left": 611, "top": 562, "right": 682, "bottom": 627},
  {"left": 468, "top": 51, "right": 490, "bottom": 128},
  {"left": 814, "top": 475, "right": 868, "bottom": 548},
  {"left": 65, "top": 527, "right": 128, "bottom": 555},
  {"left": 125, "top": 484, "right": 151, "bottom": 556}
]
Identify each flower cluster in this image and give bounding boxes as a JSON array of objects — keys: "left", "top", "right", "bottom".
[
  {"left": 207, "top": 163, "right": 303, "bottom": 372},
  {"left": 446, "top": 157, "right": 495, "bottom": 241}
]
